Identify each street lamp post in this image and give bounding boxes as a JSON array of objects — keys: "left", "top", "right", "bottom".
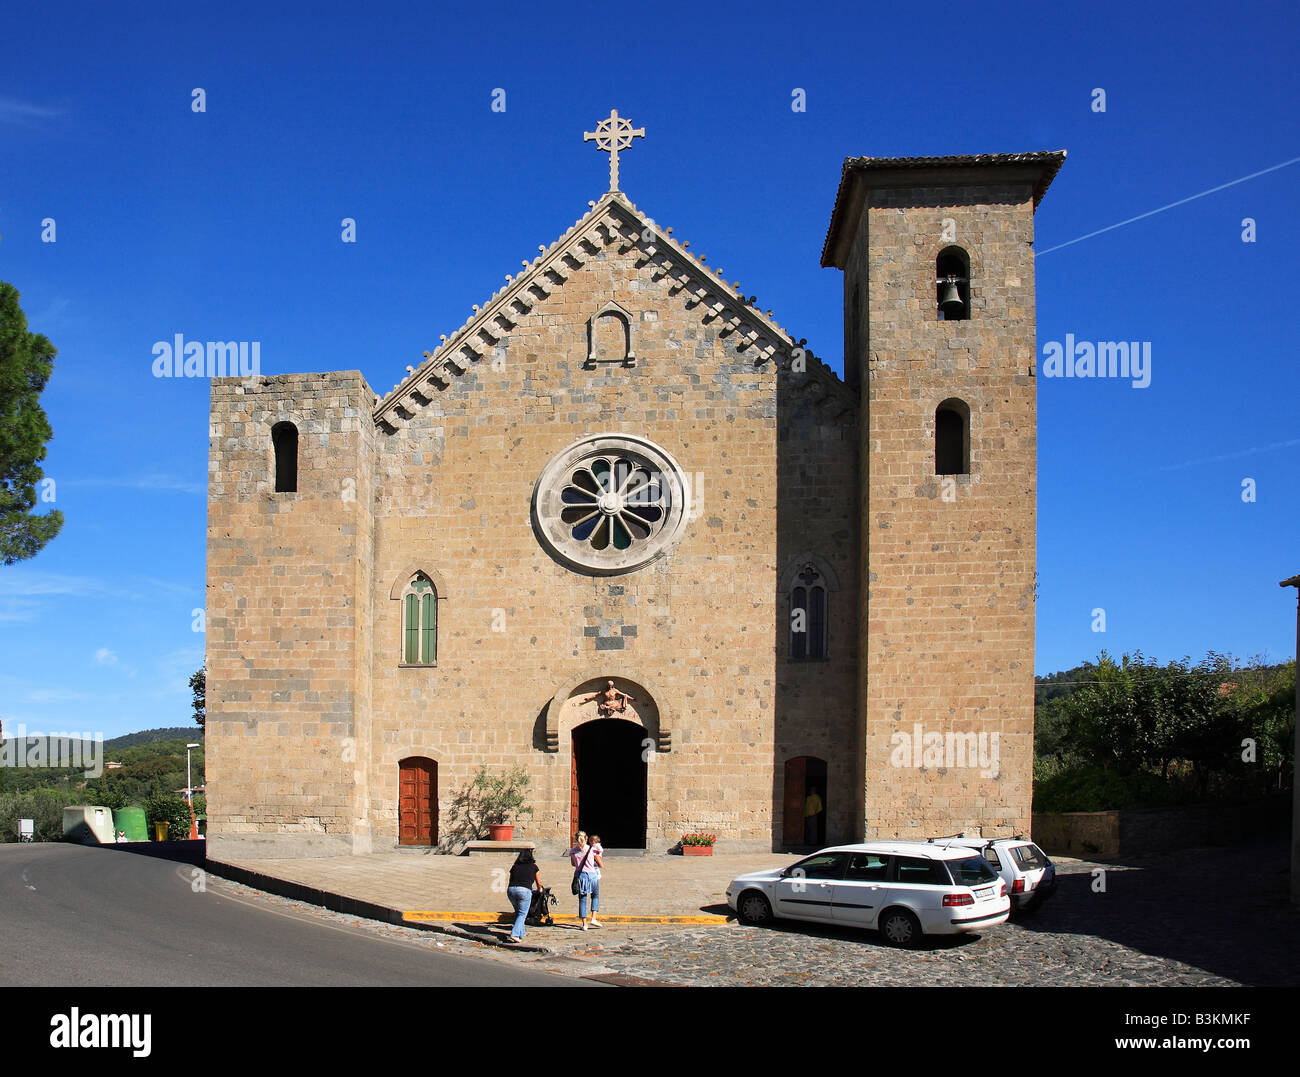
[
  {"left": 186, "top": 742, "right": 201, "bottom": 841},
  {"left": 1280, "top": 575, "right": 1300, "bottom": 907}
]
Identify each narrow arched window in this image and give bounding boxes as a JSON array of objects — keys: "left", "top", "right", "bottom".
[
  {"left": 936, "top": 247, "right": 970, "bottom": 321},
  {"left": 403, "top": 575, "right": 437, "bottom": 665},
  {"left": 790, "top": 565, "right": 828, "bottom": 660},
  {"left": 791, "top": 585, "right": 808, "bottom": 660},
  {"left": 935, "top": 398, "right": 970, "bottom": 475},
  {"left": 272, "top": 421, "right": 298, "bottom": 492}
]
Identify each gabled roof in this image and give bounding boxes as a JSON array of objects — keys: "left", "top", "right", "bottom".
[
  {"left": 373, "top": 190, "right": 852, "bottom": 430},
  {"left": 821, "top": 150, "right": 1067, "bottom": 270}
]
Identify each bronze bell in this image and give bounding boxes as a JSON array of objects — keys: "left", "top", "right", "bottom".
[{"left": 938, "top": 278, "right": 964, "bottom": 315}]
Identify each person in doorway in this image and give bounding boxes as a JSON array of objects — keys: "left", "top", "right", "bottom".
[
  {"left": 803, "top": 786, "right": 824, "bottom": 846},
  {"left": 506, "top": 849, "right": 543, "bottom": 943},
  {"left": 568, "top": 830, "right": 602, "bottom": 930}
]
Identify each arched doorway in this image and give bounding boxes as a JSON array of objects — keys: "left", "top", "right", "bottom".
[
  {"left": 572, "top": 719, "right": 647, "bottom": 849},
  {"left": 783, "top": 756, "right": 827, "bottom": 849},
  {"left": 398, "top": 757, "right": 438, "bottom": 846}
]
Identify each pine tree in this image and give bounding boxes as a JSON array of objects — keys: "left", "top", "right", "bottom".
[
  {"left": 0, "top": 282, "right": 63, "bottom": 564},
  {"left": 190, "top": 668, "right": 205, "bottom": 729}
]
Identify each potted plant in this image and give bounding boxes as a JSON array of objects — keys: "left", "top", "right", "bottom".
[
  {"left": 681, "top": 832, "right": 717, "bottom": 856},
  {"left": 470, "top": 765, "right": 533, "bottom": 840}
]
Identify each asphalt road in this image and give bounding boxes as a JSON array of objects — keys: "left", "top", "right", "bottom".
[{"left": 0, "top": 843, "right": 589, "bottom": 987}]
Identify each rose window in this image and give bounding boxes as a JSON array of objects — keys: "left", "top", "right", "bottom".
[{"left": 532, "top": 435, "right": 690, "bottom": 575}]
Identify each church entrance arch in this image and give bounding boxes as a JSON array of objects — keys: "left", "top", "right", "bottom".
[
  {"left": 783, "top": 756, "right": 827, "bottom": 849},
  {"left": 398, "top": 757, "right": 438, "bottom": 846},
  {"left": 571, "top": 719, "right": 647, "bottom": 850}
]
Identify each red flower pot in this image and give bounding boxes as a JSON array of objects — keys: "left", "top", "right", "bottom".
[
  {"left": 683, "top": 845, "right": 713, "bottom": 856},
  {"left": 489, "top": 824, "right": 514, "bottom": 841}
]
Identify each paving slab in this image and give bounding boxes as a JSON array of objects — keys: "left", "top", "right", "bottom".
[{"left": 208, "top": 848, "right": 800, "bottom": 935}]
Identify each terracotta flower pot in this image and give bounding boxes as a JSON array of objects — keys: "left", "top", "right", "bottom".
[
  {"left": 489, "top": 824, "right": 514, "bottom": 841},
  {"left": 683, "top": 844, "right": 713, "bottom": 856}
]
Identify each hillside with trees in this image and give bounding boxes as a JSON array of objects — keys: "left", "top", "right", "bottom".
[
  {"left": 1033, "top": 652, "right": 1294, "bottom": 812},
  {"left": 0, "top": 732, "right": 203, "bottom": 842}
]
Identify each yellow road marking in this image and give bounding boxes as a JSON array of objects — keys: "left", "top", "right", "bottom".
[{"left": 401, "top": 911, "right": 728, "bottom": 925}]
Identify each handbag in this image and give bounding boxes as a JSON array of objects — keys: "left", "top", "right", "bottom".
[{"left": 570, "top": 843, "right": 593, "bottom": 895}]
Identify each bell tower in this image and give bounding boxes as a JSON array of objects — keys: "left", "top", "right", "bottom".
[
  {"left": 822, "top": 151, "right": 1066, "bottom": 840},
  {"left": 206, "top": 370, "right": 377, "bottom": 858}
]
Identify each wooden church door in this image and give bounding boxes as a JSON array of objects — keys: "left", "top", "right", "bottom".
[
  {"left": 783, "top": 756, "right": 807, "bottom": 847},
  {"left": 569, "top": 735, "right": 581, "bottom": 844},
  {"left": 399, "top": 757, "right": 437, "bottom": 845},
  {"left": 783, "top": 756, "right": 828, "bottom": 848}
]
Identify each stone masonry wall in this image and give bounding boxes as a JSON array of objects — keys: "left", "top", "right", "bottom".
[
  {"left": 206, "top": 371, "right": 375, "bottom": 858},
  {"left": 774, "top": 376, "right": 860, "bottom": 845},
  {"left": 851, "top": 182, "right": 1038, "bottom": 840},
  {"left": 365, "top": 206, "right": 858, "bottom": 854}
]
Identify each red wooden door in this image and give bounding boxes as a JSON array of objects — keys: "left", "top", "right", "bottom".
[
  {"left": 783, "top": 757, "right": 807, "bottom": 847},
  {"left": 399, "top": 758, "right": 437, "bottom": 845},
  {"left": 570, "top": 734, "right": 580, "bottom": 844}
]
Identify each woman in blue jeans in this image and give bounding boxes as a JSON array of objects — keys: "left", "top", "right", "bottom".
[
  {"left": 506, "top": 850, "right": 542, "bottom": 943},
  {"left": 568, "top": 831, "right": 603, "bottom": 930}
]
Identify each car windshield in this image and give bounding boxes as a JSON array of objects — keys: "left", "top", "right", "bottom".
[
  {"left": 946, "top": 855, "right": 997, "bottom": 886},
  {"left": 1010, "top": 844, "right": 1051, "bottom": 870}
]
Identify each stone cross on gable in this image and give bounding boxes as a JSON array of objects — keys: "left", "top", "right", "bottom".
[{"left": 584, "top": 109, "right": 645, "bottom": 192}]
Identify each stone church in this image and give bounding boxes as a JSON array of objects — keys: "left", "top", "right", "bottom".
[{"left": 205, "top": 112, "right": 1065, "bottom": 858}]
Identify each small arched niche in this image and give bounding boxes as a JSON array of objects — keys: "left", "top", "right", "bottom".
[
  {"left": 271, "top": 421, "right": 298, "bottom": 492},
  {"left": 586, "top": 302, "right": 636, "bottom": 367},
  {"left": 935, "top": 397, "right": 971, "bottom": 475}
]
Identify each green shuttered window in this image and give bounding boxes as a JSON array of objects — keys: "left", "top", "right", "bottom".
[{"left": 403, "top": 576, "right": 437, "bottom": 665}]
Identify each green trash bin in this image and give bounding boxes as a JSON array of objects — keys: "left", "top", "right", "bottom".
[{"left": 113, "top": 806, "right": 148, "bottom": 843}]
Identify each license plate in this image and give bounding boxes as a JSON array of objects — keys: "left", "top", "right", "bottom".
[{"left": 975, "top": 886, "right": 994, "bottom": 900}]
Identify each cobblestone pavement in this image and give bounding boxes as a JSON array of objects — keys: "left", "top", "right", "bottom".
[
  {"left": 210, "top": 835, "right": 1300, "bottom": 987},
  {"left": 521, "top": 837, "right": 1300, "bottom": 987}
]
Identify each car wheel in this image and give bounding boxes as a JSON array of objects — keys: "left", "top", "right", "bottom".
[
  {"left": 878, "top": 907, "right": 923, "bottom": 948},
  {"left": 736, "top": 890, "right": 774, "bottom": 926}
]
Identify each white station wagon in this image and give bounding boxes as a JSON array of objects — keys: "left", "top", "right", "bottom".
[{"left": 726, "top": 841, "right": 1010, "bottom": 947}]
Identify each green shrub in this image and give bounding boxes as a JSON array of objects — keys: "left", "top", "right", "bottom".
[
  {"left": 0, "top": 788, "right": 81, "bottom": 842},
  {"left": 1033, "top": 764, "right": 1183, "bottom": 813},
  {"left": 144, "top": 793, "right": 192, "bottom": 840}
]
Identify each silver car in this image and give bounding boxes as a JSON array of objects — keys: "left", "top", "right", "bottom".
[
  {"left": 726, "top": 841, "right": 1010, "bottom": 948},
  {"left": 927, "top": 836, "right": 1057, "bottom": 913}
]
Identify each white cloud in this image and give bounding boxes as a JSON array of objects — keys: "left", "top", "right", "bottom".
[
  {"left": 0, "top": 597, "right": 41, "bottom": 622},
  {"left": 0, "top": 571, "right": 195, "bottom": 604},
  {"left": 1152, "top": 437, "right": 1300, "bottom": 474},
  {"left": 0, "top": 95, "right": 65, "bottom": 126},
  {"left": 0, "top": 572, "right": 131, "bottom": 599},
  {"left": 62, "top": 474, "right": 205, "bottom": 495},
  {"left": 27, "top": 688, "right": 98, "bottom": 703},
  {"left": 94, "top": 648, "right": 119, "bottom": 667}
]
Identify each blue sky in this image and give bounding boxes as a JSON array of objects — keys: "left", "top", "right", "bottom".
[{"left": 1, "top": 0, "right": 1297, "bottom": 740}]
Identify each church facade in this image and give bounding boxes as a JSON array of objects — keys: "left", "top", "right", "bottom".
[{"left": 205, "top": 121, "right": 1065, "bottom": 858}]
